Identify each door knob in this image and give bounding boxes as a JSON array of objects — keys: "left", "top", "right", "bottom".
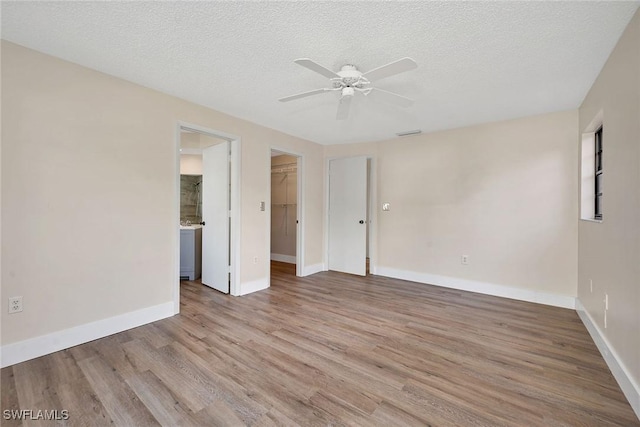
[
  {"left": 359, "top": 220, "right": 365, "bottom": 224},
  {"left": 200, "top": 221, "right": 206, "bottom": 226}
]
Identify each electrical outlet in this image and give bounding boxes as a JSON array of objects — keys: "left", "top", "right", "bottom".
[
  {"left": 8, "top": 296, "right": 23, "bottom": 314},
  {"left": 461, "top": 255, "right": 469, "bottom": 265},
  {"left": 253, "top": 256, "right": 258, "bottom": 264}
]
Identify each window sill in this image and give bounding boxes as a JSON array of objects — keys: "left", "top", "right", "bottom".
[{"left": 580, "top": 218, "right": 603, "bottom": 223}]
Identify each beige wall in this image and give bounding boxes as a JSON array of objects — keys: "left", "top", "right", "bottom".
[
  {"left": 179, "top": 132, "right": 200, "bottom": 149},
  {"left": 327, "top": 110, "right": 579, "bottom": 300},
  {"left": 179, "top": 154, "right": 202, "bottom": 175},
  {"left": 0, "top": 41, "right": 324, "bottom": 346},
  {"left": 578, "top": 9, "right": 640, "bottom": 401}
]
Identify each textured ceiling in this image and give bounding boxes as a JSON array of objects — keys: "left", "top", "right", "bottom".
[{"left": 2, "top": 1, "right": 638, "bottom": 145}]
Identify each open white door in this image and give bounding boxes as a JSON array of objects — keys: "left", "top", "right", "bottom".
[
  {"left": 202, "top": 141, "right": 230, "bottom": 293},
  {"left": 328, "top": 156, "right": 367, "bottom": 276}
]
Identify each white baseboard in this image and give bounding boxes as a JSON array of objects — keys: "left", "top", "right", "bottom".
[
  {"left": 270, "top": 253, "right": 296, "bottom": 264},
  {"left": 576, "top": 299, "right": 640, "bottom": 420},
  {"left": 375, "top": 267, "right": 576, "bottom": 309},
  {"left": 0, "top": 301, "right": 174, "bottom": 368},
  {"left": 303, "top": 263, "right": 324, "bottom": 277},
  {"left": 239, "top": 277, "right": 269, "bottom": 296}
]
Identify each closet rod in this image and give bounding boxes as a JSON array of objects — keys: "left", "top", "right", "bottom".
[
  {"left": 271, "top": 161, "right": 297, "bottom": 167},
  {"left": 271, "top": 161, "right": 297, "bottom": 170},
  {"left": 271, "top": 167, "right": 297, "bottom": 174}
]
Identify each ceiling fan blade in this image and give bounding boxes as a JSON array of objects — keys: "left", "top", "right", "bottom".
[
  {"left": 336, "top": 95, "right": 352, "bottom": 120},
  {"left": 367, "top": 88, "right": 414, "bottom": 108},
  {"left": 279, "top": 88, "right": 331, "bottom": 102},
  {"left": 362, "top": 57, "right": 417, "bottom": 82},
  {"left": 294, "top": 58, "right": 340, "bottom": 79}
]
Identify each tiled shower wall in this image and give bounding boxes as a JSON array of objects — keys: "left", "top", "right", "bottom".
[{"left": 180, "top": 175, "right": 202, "bottom": 224}]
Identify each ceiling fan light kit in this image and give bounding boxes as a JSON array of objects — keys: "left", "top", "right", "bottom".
[
  {"left": 279, "top": 57, "right": 417, "bottom": 120},
  {"left": 341, "top": 87, "right": 355, "bottom": 98}
]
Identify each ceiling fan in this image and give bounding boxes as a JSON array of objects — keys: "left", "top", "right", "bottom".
[{"left": 279, "top": 57, "right": 418, "bottom": 120}]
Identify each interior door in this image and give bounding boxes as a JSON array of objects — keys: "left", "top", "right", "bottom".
[
  {"left": 201, "top": 141, "right": 230, "bottom": 293},
  {"left": 328, "top": 156, "right": 367, "bottom": 275}
]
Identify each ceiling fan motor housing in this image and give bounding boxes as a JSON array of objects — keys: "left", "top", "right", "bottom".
[{"left": 334, "top": 64, "right": 369, "bottom": 89}]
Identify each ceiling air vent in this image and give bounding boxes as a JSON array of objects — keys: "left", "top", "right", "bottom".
[{"left": 396, "top": 129, "right": 422, "bottom": 137}]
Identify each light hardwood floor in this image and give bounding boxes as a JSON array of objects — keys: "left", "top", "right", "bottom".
[{"left": 2, "top": 261, "right": 638, "bottom": 426}]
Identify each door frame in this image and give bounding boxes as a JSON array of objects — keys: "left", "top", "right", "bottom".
[
  {"left": 174, "top": 122, "right": 242, "bottom": 313},
  {"left": 268, "top": 147, "right": 305, "bottom": 277},
  {"left": 324, "top": 155, "right": 377, "bottom": 275}
]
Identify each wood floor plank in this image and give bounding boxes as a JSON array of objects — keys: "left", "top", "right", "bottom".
[
  {"left": 11, "top": 358, "right": 66, "bottom": 427},
  {"left": 1, "top": 261, "right": 637, "bottom": 426},
  {"left": 161, "top": 341, "right": 269, "bottom": 424},
  {"left": 0, "top": 367, "right": 22, "bottom": 427},
  {"left": 125, "top": 323, "right": 173, "bottom": 349},
  {"left": 48, "top": 350, "right": 114, "bottom": 427},
  {"left": 125, "top": 370, "right": 200, "bottom": 426},
  {"left": 270, "top": 327, "right": 407, "bottom": 393},
  {"left": 370, "top": 400, "right": 436, "bottom": 427},
  {"left": 122, "top": 338, "right": 213, "bottom": 413},
  {"left": 56, "top": 381, "right": 113, "bottom": 427},
  {"left": 77, "top": 355, "right": 158, "bottom": 426},
  {"left": 212, "top": 326, "right": 388, "bottom": 415},
  {"left": 195, "top": 338, "right": 327, "bottom": 424},
  {"left": 251, "top": 406, "right": 302, "bottom": 427},
  {"left": 307, "top": 390, "right": 373, "bottom": 426},
  {"left": 192, "top": 399, "right": 246, "bottom": 427}
]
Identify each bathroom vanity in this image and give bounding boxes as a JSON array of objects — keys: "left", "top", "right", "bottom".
[{"left": 180, "top": 225, "right": 202, "bottom": 280}]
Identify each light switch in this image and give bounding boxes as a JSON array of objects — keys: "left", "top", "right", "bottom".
[{"left": 382, "top": 203, "right": 390, "bottom": 211}]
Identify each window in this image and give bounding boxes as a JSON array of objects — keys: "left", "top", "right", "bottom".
[
  {"left": 580, "top": 112, "right": 603, "bottom": 221},
  {"left": 594, "top": 126, "right": 603, "bottom": 220}
]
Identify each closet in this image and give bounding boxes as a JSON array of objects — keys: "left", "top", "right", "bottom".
[{"left": 271, "top": 155, "right": 297, "bottom": 263}]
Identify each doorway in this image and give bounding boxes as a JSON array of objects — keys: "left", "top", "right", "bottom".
[
  {"left": 174, "top": 123, "right": 241, "bottom": 313},
  {"left": 269, "top": 148, "right": 303, "bottom": 278}
]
